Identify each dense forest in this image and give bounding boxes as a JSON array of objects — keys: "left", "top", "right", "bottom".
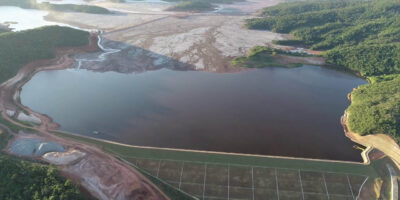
[
  {"left": 0, "top": 0, "right": 111, "bottom": 14},
  {"left": 244, "top": 0, "right": 400, "bottom": 141},
  {"left": 348, "top": 75, "right": 400, "bottom": 142},
  {"left": 232, "top": 46, "right": 303, "bottom": 68},
  {"left": 0, "top": 155, "right": 86, "bottom": 200},
  {"left": 246, "top": 0, "right": 400, "bottom": 76},
  {"left": 0, "top": 26, "right": 89, "bottom": 83}
]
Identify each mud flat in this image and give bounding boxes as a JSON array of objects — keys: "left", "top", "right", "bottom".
[
  {"left": 45, "top": 12, "right": 167, "bottom": 31},
  {"left": 105, "top": 15, "right": 285, "bottom": 72},
  {"left": 92, "top": 1, "right": 173, "bottom": 14},
  {"left": 6, "top": 132, "right": 169, "bottom": 200},
  {"left": 44, "top": 0, "right": 287, "bottom": 72}
]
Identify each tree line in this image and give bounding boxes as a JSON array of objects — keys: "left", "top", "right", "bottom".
[
  {"left": 246, "top": 0, "right": 400, "bottom": 76},
  {"left": 0, "top": 26, "right": 89, "bottom": 84}
]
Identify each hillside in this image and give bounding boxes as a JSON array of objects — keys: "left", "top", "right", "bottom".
[
  {"left": 0, "top": 155, "right": 86, "bottom": 200},
  {"left": 0, "top": 26, "right": 89, "bottom": 84},
  {"left": 244, "top": 0, "right": 400, "bottom": 142},
  {"left": 348, "top": 75, "right": 400, "bottom": 142},
  {"left": 246, "top": 0, "right": 400, "bottom": 76}
]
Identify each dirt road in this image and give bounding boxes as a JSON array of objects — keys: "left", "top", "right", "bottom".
[{"left": 342, "top": 111, "right": 400, "bottom": 169}]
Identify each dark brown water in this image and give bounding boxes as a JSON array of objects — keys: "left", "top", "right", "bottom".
[{"left": 21, "top": 65, "right": 367, "bottom": 161}]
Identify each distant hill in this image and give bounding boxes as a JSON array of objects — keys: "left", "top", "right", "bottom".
[
  {"left": 246, "top": 0, "right": 400, "bottom": 76},
  {"left": 0, "top": 0, "right": 111, "bottom": 14}
]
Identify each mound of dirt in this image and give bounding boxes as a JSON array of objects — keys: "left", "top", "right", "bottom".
[{"left": 43, "top": 149, "right": 86, "bottom": 165}]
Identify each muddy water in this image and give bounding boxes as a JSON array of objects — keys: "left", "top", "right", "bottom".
[{"left": 21, "top": 66, "right": 367, "bottom": 161}]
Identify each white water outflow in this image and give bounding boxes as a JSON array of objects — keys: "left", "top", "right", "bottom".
[{"left": 75, "top": 31, "right": 121, "bottom": 70}]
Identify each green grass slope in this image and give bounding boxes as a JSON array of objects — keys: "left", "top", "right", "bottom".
[
  {"left": 243, "top": 0, "right": 400, "bottom": 142},
  {"left": 232, "top": 46, "right": 303, "bottom": 68},
  {"left": 167, "top": 0, "right": 215, "bottom": 12}
]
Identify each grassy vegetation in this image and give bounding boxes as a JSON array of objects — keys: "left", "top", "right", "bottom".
[
  {"left": 166, "top": 0, "right": 243, "bottom": 12},
  {"left": 54, "top": 130, "right": 379, "bottom": 177},
  {"left": 167, "top": 0, "right": 215, "bottom": 12},
  {"left": 232, "top": 46, "right": 306, "bottom": 68},
  {"left": 272, "top": 39, "right": 304, "bottom": 46},
  {"left": 0, "top": 127, "right": 12, "bottom": 150},
  {"left": 347, "top": 74, "right": 400, "bottom": 142},
  {"left": 246, "top": 0, "right": 400, "bottom": 76},
  {"left": 0, "top": 26, "right": 89, "bottom": 84},
  {"left": 0, "top": 154, "right": 86, "bottom": 200},
  {"left": 40, "top": 2, "right": 111, "bottom": 14},
  {"left": 127, "top": 161, "right": 196, "bottom": 200},
  {"left": 0, "top": 0, "right": 111, "bottom": 14}
]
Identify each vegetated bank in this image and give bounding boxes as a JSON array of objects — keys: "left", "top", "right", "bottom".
[
  {"left": 241, "top": 0, "right": 400, "bottom": 143},
  {"left": 166, "top": 0, "right": 244, "bottom": 12},
  {"left": 0, "top": 26, "right": 89, "bottom": 84},
  {"left": 0, "top": 154, "right": 86, "bottom": 200},
  {"left": 348, "top": 75, "right": 400, "bottom": 143},
  {"left": 232, "top": 46, "right": 309, "bottom": 68},
  {"left": 0, "top": 0, "right": 111, "bottom": 14},
  {"left": 0, "top": 26, "right": 90, "bottom": 200}
]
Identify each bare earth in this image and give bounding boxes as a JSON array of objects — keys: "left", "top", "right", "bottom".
[
  {"left": 343, "top": 112, "right": 400, "bottom": 169},
  {"left": 222, "top": 0, "right": 283, "bottom": 13},
  {"left": 46, "top": 0, "right": 287, "bottom": 73},
  {"left": 0, "top": 2, "right": 289, "bottom": 198},
  {"left": 3, "top": 0, "right": 394, "bottom": 199}
]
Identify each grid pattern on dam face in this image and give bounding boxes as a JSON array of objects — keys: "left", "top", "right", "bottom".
[{"left": 119, "top": 156, "right": 368, "bottom": 200}]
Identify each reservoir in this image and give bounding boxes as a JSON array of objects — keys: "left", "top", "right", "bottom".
[{"left": 21, "top": 66, "right": 367, "bottom": 161}]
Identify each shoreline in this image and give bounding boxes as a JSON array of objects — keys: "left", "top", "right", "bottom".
[
  {"left": 55, "top": 129, "right": 369, "bottom": 165},
  {"left": 342, "top": 94, "right": 400, "bottom": 169},
  {"left": 10, "top": 36, "right": 371, "bottom": 165},
  {"left": 0, "top": 1, "right": 393, "bottom": 198},
  {"left": 0, "top": 33, "right": 171, "bottom": 200}
]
